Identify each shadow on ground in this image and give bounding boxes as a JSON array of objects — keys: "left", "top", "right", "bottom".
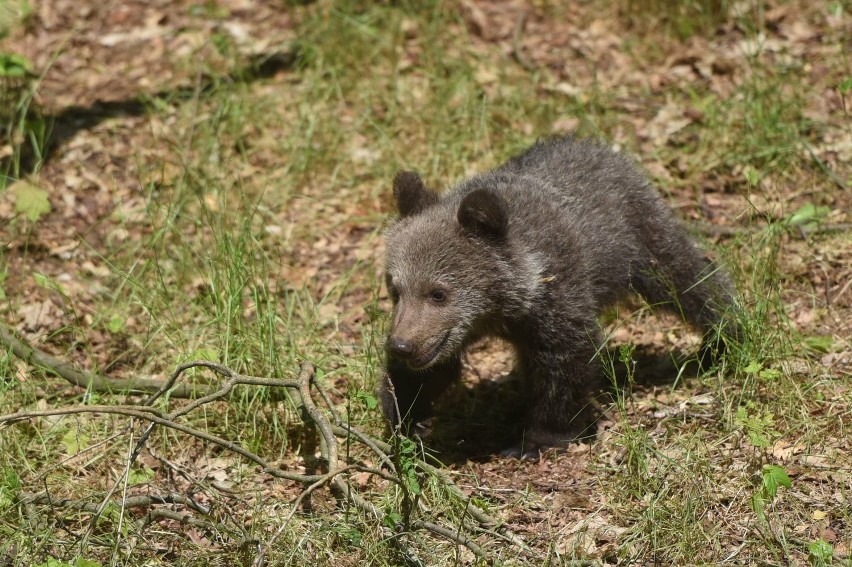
[
  {"left": 422, "top": 345, "right": 705, "bottom": 464},
  {"left": 2, "top": 50, "right": 298, "bottom": 176}
]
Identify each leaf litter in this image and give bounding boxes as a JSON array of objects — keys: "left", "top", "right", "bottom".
[{"left": 0, "top": 0, "right": 850, "bottom": 564}]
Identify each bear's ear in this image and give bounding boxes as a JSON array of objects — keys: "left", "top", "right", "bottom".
[
  {"left": 393, "top": 171, "right": 439, "bottom": 217},
  {"left": 457, "top": 188, "right": 508, "bottom": 240}
]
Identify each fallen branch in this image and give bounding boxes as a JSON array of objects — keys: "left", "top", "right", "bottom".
[
  {"left": 0, "top": 323, "right": 216, "bottom": 398},
  {"left": 301, "top": 383, "right": 536, "bottom": 554},
  {"left": 19, "top": 491, "right": 230, "bottom": 536},
  {"left": 1, "top": 402, "right": 323, "bottom": 483},
  {"left": 0, "top": 355, "right": 537, "bottom": 563}
]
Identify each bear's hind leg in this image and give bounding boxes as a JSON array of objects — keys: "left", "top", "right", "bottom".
[{"left": 632, "top": 235, "right": 740, "bottom": 365}]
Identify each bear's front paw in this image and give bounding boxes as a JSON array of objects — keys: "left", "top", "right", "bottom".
[
  {"left": 500, "top": 427, "right": 592, "bottom": 460},
  {"left": 498, "top": 445, "right": 545, "bottom": 460}
]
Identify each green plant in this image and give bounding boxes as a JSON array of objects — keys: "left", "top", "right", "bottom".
[
  {"left": 808, "top": 539, "right": 834, "bottom": 567},
  {"left": 0, "top": 52, "right": 29, "bottom": 77},
  {"left": 33, "top": 559, "right": 102, "bottom": 567},
  {"left": 10, "top": 179, "right": 50, "bottom": 222},
  {"left": 1, "top": 0, "right": 848, "bottom": 564},
  {"left": 785, "top": 202, "right": 831, "bottom": 231},
  {"left": 735, "top": 403, "right": 781, "bottom": 450},
  {"left": 750, "top": 464, "right": 791, "bottom": 524},
  {"left": 0, "top": 50, "right": 50, "bottom": 188}
]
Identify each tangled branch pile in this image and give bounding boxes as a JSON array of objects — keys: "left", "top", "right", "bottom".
[{"left": 0, "top": 326, "right": 536, "bottom": 565}]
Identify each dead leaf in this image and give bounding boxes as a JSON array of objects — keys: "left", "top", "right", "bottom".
[
  {"left": 772, "top": 440, "right": 805, "bottom": 462},
  {"left": 459, "top": 0, "right": 489, "bottom": 38},
  {"left": 641, "top": 103, "right": 692, "bottom": 145},
  {"left": 19, "top": 301, "right": 61, "bottom": 332}
]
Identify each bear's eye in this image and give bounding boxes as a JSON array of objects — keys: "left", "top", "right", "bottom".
[
  {"left": 388, "top": 285, "right": 400, "bottom": 303},
  {"left": 386, "top": 276, "right": 400, "bottom": 303},
  {"left": 429, "top": 289, "right": 447, "bottom": 303}
]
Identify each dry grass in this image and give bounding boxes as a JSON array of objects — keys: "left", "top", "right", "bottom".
[{"left": 0, "top": 0, "right": 850, "bottom": 565}]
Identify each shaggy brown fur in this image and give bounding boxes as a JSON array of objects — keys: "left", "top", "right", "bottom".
[{"left": 379, "top": 136, "right": 739, "bottom": 454}]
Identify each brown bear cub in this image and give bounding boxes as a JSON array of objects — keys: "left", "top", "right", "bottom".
[{"left": 379, "top": 135, "right": 738, "bottom": 455}]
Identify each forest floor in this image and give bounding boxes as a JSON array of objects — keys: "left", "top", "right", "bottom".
[{"left": 1, "top": 0, "right": 850, "bottom": 565}]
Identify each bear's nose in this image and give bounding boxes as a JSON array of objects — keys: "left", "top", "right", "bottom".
[{"left": 388, "top": 338, "right": 416, "bottom": 359}]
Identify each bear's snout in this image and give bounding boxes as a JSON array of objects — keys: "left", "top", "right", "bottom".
[{"left": 387, "top": 337, "right": 416, "bottom": 359}]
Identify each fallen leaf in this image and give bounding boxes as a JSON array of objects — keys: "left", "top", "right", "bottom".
[{"left": 11, "top": 179, "right": 51, "bottom": 222}]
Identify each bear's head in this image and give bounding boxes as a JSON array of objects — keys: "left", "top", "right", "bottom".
[{"left": 383, "top": 171, "right": 514, "bottom": 370}]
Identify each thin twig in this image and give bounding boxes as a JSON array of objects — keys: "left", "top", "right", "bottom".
[
  {"left": 332, "top": 420, "right": 397, "bottom": 472},
  {"left": 256, "top": 464, "right": 362, "bottom": 567},
  {"left": 0, "top": 405, "right": 324, "bottom": 483},
  {"left": 419, "top": 461, "right": 538, "bottom": 556},
  {"left": 21, "top": 491, "right": 210, "bottom": 514},
  {"left": 411, "top": 519, "right": 486, "bottom": 559},
  {"left": 0, "top": 323, "right": 216, "bottom": 398},
  {"left": 298, "top": 363, "right": 338, "bottom": 467},
  {"left": 803, "top": 141, "right": 849, "bottom": 192},
  {"left": 4, "top": 356, "right": 535, "bottom": 562},
  {"left": 310, "top": 380, "right": 397, "bottom": 472},
  {"left": 511, "top": 10, "right": 534, "bottom": 72},
  {"left": 20, "top": 491, "right": 227, "bottom": 534}
]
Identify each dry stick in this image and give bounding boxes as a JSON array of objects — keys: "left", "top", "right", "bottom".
[
  {"left": 79, "top": 361, "right": 254, "bottom": 553},
  {"left": 22, "top": 492, "right": 210, "bottom": 515},
  {"left": 3, "top": 352, "right": 529, "bottom": 560},
  {"left": 80, "top": 420, "right": 137, "bottom": 556},
  {"left": 301, "top": 366, "right": 493, "bottom": 562},
  {"left": 333, "top": 473, "right": 489, "bottom": 563},
  {"left": 297, "top": 363, "right": 338, "bottom": 467},
  {"left": 257, "top": 365, "right": 489, "bottom": 565},
  {"left": 411, "top": 520, "right": 486, "bottom": 558},
  {"left": 5, "top": 363, "right": 330, "bottom": 559},
  {"left": 321, "top": 411, "right": 534, "bottom": 554},
  {"left": 311, "top": 377, "right": 397, "bottom": 473},
  {"left": 419, "top": 461, "right": 537, "bottom": 557},
  {"left": 2, "top": 358, "right": 392, "bottom": 556},
  {"left": 255, "top": 464, "right": 363, "bottom": 567},
  {"left": 146, "top": 360, "right": 253, "bottom": 408},
  {"left": 316, "top": 406, "right": 535, "bottom": 555},
  {"left": 6, "top": 360, "right": 324, "bottom": 561},
  {"left": 20, "top": 492, "right": 224, "bottom": 534},
  {"left": 0, "top": 324, "right": 216, "bottom": 398},
  {"left": 0, "top": 405, "right": 324, "bottom": 484},
  {"left": 331, "top": 420, "right": 396, "bottom": 473},
  {"left": 303, "top": 373, "right": 496, "bottom": 558},
  {"left": 252, "top": 465, "right": 401, "bottom": 566}
]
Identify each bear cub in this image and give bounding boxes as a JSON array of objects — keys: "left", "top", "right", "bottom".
[{"left": 379, "top": 135, "right": 738, "bottom": 454}]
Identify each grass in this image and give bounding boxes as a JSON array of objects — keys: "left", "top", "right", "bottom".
[{"left": 1, "top": 0, "right": 850, "bottom": 565}]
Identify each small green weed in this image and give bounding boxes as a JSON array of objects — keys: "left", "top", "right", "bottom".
[
  {"left": 750, "top": 464, "right": 792, "bottom": 524},
  {"left": 809, "top": 539, "right": 835, "bottom": 567},
  {"left": 1, "top": 1, "right": 848, "bottom": 565}
]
